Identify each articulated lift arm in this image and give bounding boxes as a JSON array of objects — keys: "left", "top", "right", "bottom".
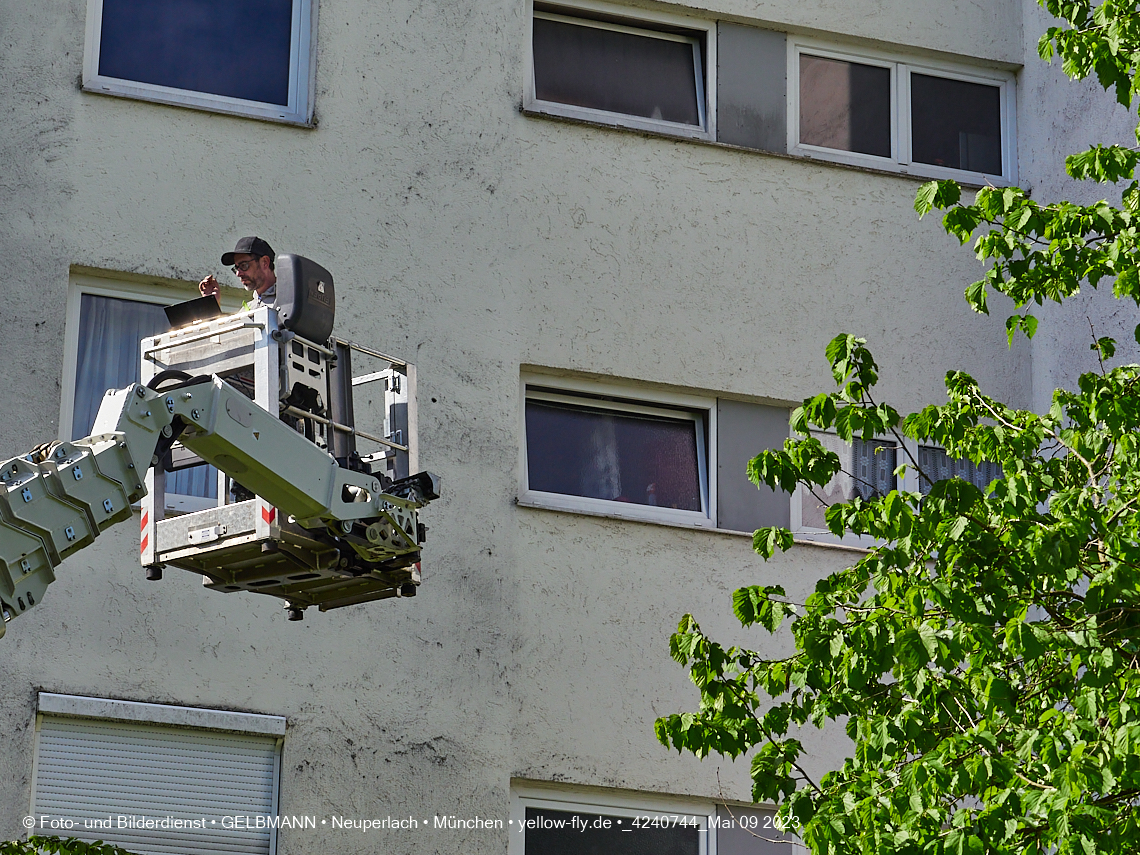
[{"left": 0, "top": 374, "right": 438, "bottom": 638}]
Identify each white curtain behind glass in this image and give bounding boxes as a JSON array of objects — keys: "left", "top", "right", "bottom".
[
  {"left": 72, "top": 293, "right": 216, "bottom": 498},
  {"left": 801, "top": 434, "right": 897, "bottom": 529},
  {"left": 917, "top": 445, "right": 1002, "bottom": 494}
]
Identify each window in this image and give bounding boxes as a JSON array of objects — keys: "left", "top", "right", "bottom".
[
  {"left": 527, "top": 1, "right": 715, "bottom": 139},
  {"left": 82, "top": 0, "right": 315, "bottom": 124},
  {"left": 522, "top": 379, "right": 715, "bottom": 527},
  {"left": 794, "top": 434, "right": 1003, "bottom": 543},
  {"left": 798, "top": 54, "right": 892, "bottom": 158},
  {"left": 510, "top": 783, "right": 799, "bottom": 855},
  {"left": 62, "top": 273, "right": 241, "bottom": 512},
  {"left": 789, "top": 40, "right": 1016, "bottom": 183},
  {"left": 520, "top": 375, "right": 795, "bottom": 532},
  {"left": 32, "top": 693, "right": 284, "bottom": 855}
]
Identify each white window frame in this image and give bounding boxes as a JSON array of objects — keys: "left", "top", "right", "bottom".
[
  {"left": 81, "top": 0, "right": 316, "bottom": 125},
  {"left": 62, "top": 271, "right": 244, "bottom": 514},
  {"left": 519, "top": 374, "right": 717, "bottom": 529},
  {"left": 787, "top": 38, "right": 1017, "bottom": 185},
  {"left": 525, "top": 0, "right": 717, "bottom": 141}
]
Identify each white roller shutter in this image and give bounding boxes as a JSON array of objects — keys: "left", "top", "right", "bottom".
[{"left": 32, "top": 715, "right": 281, "bottom": 855}]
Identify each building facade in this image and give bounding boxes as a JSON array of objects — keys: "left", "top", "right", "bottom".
[{"left": 0, "top": 0, "right": 1132, "bottom": 852}]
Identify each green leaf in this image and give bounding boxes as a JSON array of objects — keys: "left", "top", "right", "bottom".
[
  {"left": 733, "top": 585, "right": 789, "bottom": 631},
  {"left": 1091, "top": 336, "right": 1117, "bottom": 359},
  {"left": 897, "top": 624, "right": 937, "bottom": 675},
  {"left": 985, "top": 676, "right": 1014, "bottom": 714},
  {"left": 1006, "top": 312, "right": 1039, "bottom": 345},
  {"left": 945, "top": 516, "right": 969, "bottom": 541},
  {"left": 1004, "top": 620, "right": 1045, "bottom": 660},
  {"left": 915, "top": 179, "right": 962, "bottom": 216},
  {"left": 965, "top": 280, "right": 989, "bottom": 314},
  {"left": 752, "top": 526, "right": 795, "bottom": 559},
  {"left": 915, "top": 180, "right": 940, "bottom": 216}
]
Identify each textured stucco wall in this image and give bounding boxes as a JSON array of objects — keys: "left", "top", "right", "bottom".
[
  {"left": 0, "top": 0, "right": 1046, "bottom": 851},
  {"left": 1015, "top": 2, "right": 1140, "bottom": 410},
  {"left": 640, "top": 0, "right": 1021, "bottom": 63}
]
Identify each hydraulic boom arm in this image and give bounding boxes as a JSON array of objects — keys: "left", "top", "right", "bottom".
[{"left": 0, "top": 374, "right": 438, "bottom": 638}]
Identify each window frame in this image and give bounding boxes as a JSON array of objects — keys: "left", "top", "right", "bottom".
[
  {"left": 62, "top": 271, "right": 244, "bottom": 513},
  {"left": 787, "top": 38, "right": 1017, "bottom": 184},
  {"left": 525, "top": 0, "right": 717, "bottom": 141},
  {"left": 81, "top": 0, "right": 316, "bottom": 125},
  {"left": 519, "top": 374, "right": 717, "bottom": 529}
]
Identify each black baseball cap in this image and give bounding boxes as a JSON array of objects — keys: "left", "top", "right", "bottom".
[{"left": 222, "top": 236, "right": 275, "bottom": 266}]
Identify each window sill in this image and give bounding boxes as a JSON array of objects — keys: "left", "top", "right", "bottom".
[
  {"left": 82, "top": 83, "right": 315, "bottom": 128},
  {"left": 520, "top": 105, "right": 1010, "bottom": 191},
  {"left": 519, "top": 493, "right": 714, "bottom": 530},
  {"left": 790, "top": 143, "right": 1009, "bottom": 188},
  {"left": 526, "top": 100, "right": 712, "bottom": 141},
  {"left": 516, "top": 497, "right": 871, "bottom": 553}
]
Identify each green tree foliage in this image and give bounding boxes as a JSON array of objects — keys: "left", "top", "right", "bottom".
[
  {"left": 657, "top": 3, "right": 1140, "bottom": 854},
  {"left": 0, "top": 839, "right": 139, "bottom": 855}
]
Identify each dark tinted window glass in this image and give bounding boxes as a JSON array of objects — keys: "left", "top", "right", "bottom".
[
  {"left": 917, "top": 446, "right": 1002, "bottom": 495},
  {"left": 524, "top": 807, "right": 700, "bottom": 855},
  {"left": 526, "top": 399, "right": 703, "bottom": 512},
  {"left": 533, "top": 16, "right": 702, "bottom": 126},
  {"left": 911, "top": 73, "right": 1002, "bottom": 174},
  {"left": 799, "top": 54, "right": 891, "bottom": 157},
  {"left": 98, "top": 0, "right": 293, "bottom": 106}
]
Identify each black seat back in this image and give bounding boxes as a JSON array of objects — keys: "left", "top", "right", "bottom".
[{"left": 274, "top": 254, "right": 335, "bottom": 342}]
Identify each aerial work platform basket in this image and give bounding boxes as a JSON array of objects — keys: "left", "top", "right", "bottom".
[{"left": 139, "top": 295, "right": 425, "bottom": 619}]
